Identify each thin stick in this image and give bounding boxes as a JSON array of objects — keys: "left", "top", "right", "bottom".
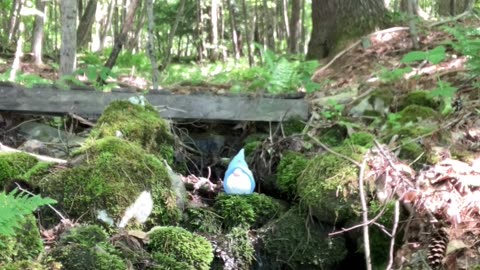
[
  {"left": 307, "top": 134, "right": 361, "bottom": 167},
  {"left": 14, "top": 182, "right": 67, "bottom": 221},
  {"left": 0, "top": 143, "right": 67, "bottom": 164},
  {"left": 386, "top": 200, "right": 400, "bottom": 270},
  {"left": 359, "top": 158, "right": 372, "bottom": 270}
]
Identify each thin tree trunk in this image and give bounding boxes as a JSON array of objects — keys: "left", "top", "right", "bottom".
[
  {"left": 241, "top": 0, "right": 253, "bottom": 66},
  {"left": 10, "top": 22, "right": 24, "bottom": 81},
  {"left": 282, "top": 0, "right": 289, "bottom": 39},
  {"left": 227, "top": 0, "right": 241, "bottom": 60},
  {"left": 300, "top": 0, "right": 306, "bottom": 53},
  {"left": 77, "top": 0, "right": 98, "bottom": 48},
  {"left": 7, "top": 0, "right": 22, "bottom": 44},
  {"left": 161, "top": 0, "right": 186, "bottom": 69},
  {"left": 128, "top": 4, "right": 145, "bottom": 52},
  {"left": 104, "top": 0, "right": 141, "bottom": 70},
  {"left": 146, "top": 0, "right": 159, "bottom": 90},
  {"left": 210, "top": 0, "right": 219, "bottom": 60},
  {"left": 407, "top": 0, "right": 418, "bottom": 49},
  {"left": 288, "top": 0, "right": 301, "bottom": 54},
  {"left": 32, "top": 0, "right": 47, "bottom": 65},
  {"left": 196, "top": 0, "right": 206, "bottom": 61},
  {"left": 60, "top": 0, "right": 78, "bottom": 77},
  {"left": 98, "top": 0, "right": 114, "bottom": 51}
]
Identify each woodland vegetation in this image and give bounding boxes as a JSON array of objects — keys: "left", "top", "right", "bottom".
[{"left": 0, "top": 0, "right": 480, "bottom": 270}]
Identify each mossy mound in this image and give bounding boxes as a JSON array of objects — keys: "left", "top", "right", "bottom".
[
  {"left": 0, "top": 153, "right": 38, "bottom": 188},
  {"left": 214, "top": 193, "right": 282, "bottom": 230},
  {"left": 39, "top": 136, "right": 180, "bottom": 225},
  {"left": 48, "top": 225, "right": 125, "bottom": 270},
  {"left": 224, "top": 226, "right": 255, "bottom": 269},
  {"left": 297, "top": 145, "right": 364, "bottom": 223},
  {"left": 182, "top": 207, "right": 222, "bottom": 234},
  {"left": 0, "top": 215, "right": 44, "bottom": 265},
  {"left": 261, "top": 207, "right": 347, "bottom": 269},
  {"left": 398, "top": 90, "right": 440, "bottom": 111},
  {"left": 276, "top": 151, "right": 308, "bottom": 198},
  {"left": 89, "top": 100, "right": 174, "bottom": 162},
  {"left": 397, "top": 105, "right": 440, "bottom": 124},
  {"left": 0, "top": 260, "right": 46, "bottom": 270},
  {"left": 147, "top": 226, "right": 213, "bottom": 270}
]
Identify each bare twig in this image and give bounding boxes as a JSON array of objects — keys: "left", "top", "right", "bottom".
[
  {"left": 359, "top": 158, "right": 372, "bottom": 270},
  {"left": 15, "top": 182, "right": 67, "bottom": 221},
  {"left": 307, "top": 134, "right": 361, "bottom": 167},
  {"left": 0, "top": 142, "right": 67, "bottom": 164},
  {"left": 387, "top": 200, "right": 401, "bottom": 270},
  {"left": 68, "top": 112, "right": 95, "bottom": 127}
]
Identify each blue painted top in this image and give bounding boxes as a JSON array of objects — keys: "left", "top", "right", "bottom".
[{"left": 223, "top": 148, "right": 255, "bottom": 194}]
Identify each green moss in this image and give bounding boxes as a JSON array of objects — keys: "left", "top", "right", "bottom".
[
  {"left": 297, "top": 145, "right": 364, "bottom": 223},
  {"left": 147, "top": 226, "right": 213, "bottom": 270},
  {"left": 283, "top": 119, "right": 306, "bottom": 135},
  {"left": 49, "top": 242, "right": 125, "bottom": 270},
  {"left": 397, "top": 105, "right": 439, "bottom": 124},
  {"left": 399, "top": 91, "right": 440, "bottom": 110},
  {"left": 0, "top": 260, "right": 46, "bottom": 270},
  {"left": 58, "top": 225, "right": 108, "bottom": 247},
  {"left": 368, "top": 200, "right": 396, "bottom": 269},
  {"left": 150, "top": 252, "right": 191, "bottom": 269},
  {"left": 215, "top": 193, "right": 282, "bottom": 230},
  {"left": 262, "top": 206, "right": 347, "bottom": 269},
  {"left": 39, "top": 137, "right": 180, "bottom": 225},
  {"left": 0, "top": 214, "right": 43, "bottom": 264},
  {"left": 345, "top": 132, "right": 375, "bottom": 147},
  {"left": 225, "top": 227, "right": 255, "bottom": 269},
  {"left": 398, "top": 141, "right": 425, "bottom": 165},
  {"left": 276, "top": 151, "right": 308, "bottom": 198},
  {"left": 182, "top": 207, "right": 222, "bottom": 234},
  {"left": 318, "top": 126, "right": 347, "bottom": 147},
  {"left": 0, "top": 153, "right": 38, "bottom": 187},
  {"left": 21, "top": 162, "right": 55, "bottom": 183},
  {"left": 89, "top": 100, "right": 175, "bottom": 163}
]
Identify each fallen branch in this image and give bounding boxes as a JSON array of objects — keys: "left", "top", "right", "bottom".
[
  {"left": 0, "top": 142, "right": 67, "bottom": 164},
  {"left": 428, "top": 10, "right": 472, "bottom": 28},
  {"left": 359, "top": 158, "right": 372, "bottom": 270}
]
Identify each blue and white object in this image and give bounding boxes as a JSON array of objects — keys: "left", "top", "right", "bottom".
[{"left": 223, "top": 149, "right": 255, "bottom": 194}]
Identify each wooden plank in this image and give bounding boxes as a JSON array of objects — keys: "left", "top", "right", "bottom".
[{"left": 0, "top": 85, "right": 309, "bottom": 122}]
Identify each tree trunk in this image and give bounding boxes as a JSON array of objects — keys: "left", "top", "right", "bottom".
[
  {"left": 60, "top": 0, "right": 78, "bottom": 77},
  {"left": 146, "top": 0, "right": 159, "bottom": 90},
  {"left": 307, "top": 0, "right": 387, "bottom": 60},
  {"left": 10, "top": 21, "right": 24, "bottom": 81},
  {"left": 282, "top": 0, "right": 289, "bottom": 39},
  {"left": 7, "top": 0, "right": 22, "bottom": 45},
  {"left": 161, "top": 0, "right": 186, "bottom": 69},
  {"left": 436, "top": 0, "right": 469, "bottom": 15},
  {"left": 32, "top": 0, "right": 46, "bottom": 65},
  {"left": 288, "top": 0, "right": 301, "bottom": 54},
  {"left": 227, "top": 0, "right": 241, "bottom": 59},
  {"left": 77, "top": 0, "right": 98, "bottom": 48},
  {"left": 262, "top": 0, "right": 274, "bottom": 50},
  {"left": 127, "top": 3, "right": 145, "bottom": 52},
  {"left": 241, "top": 0, "right": 253, "bottom": 66},
  {"left": 196, "top": 0, "right": 206, "bottom": 61},
  {"left": 210, "top": 0, "right": 220, "bottom": 60},
  {"left": 104, "top": 0, "right": 141, "bottom": 70},
  {"left": 96, "top": 0, "right": 115, "bottom": 51}
]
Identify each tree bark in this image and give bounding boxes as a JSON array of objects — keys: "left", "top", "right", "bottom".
[
  {"left": 32, "top": 0, "right": 46, "bottom": 65},
  {"left": 288, "top": 0, "right": 301, "bottom": 54},
  {"left": 104, "top": 0, "right": 141, "bottom": 70},
  {"left": 7, "top": 0, "right": 22, "bottom": 45},
  {"left": 227, "top": 0, "right": 241, "bottom": 59},
  {"left": 77, "top": 0, "right": 98, "bottom": 48},
  {"left": 146, "top": 0, "right": 159, "bottom": 90},
  {"left": 307, "top": 0, "right": 388, "bottom": 60},
  {"left": 210, "top": 0, "right": 220, "bottom": 60},
  {"left": 60, "top": 0, "right": 78, "bottom": 77},
  {"left": 241, "top": 0, "right": 253, "bottom": 66}
]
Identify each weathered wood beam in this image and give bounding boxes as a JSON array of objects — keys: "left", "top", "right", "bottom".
[{"left": 0, "top": 85, "right": 309, "bottom": 122}]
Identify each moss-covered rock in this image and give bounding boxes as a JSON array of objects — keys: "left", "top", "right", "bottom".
[
  {"left": 0, "top": 215, "right": 44, "bottom": 265},
  {"left": 182, "top": 207, "right": 222, "bottom": 234},
  {"left": 214, "top": 193, "right": 282, "bottom": 230},
  {"left": 89, "top": 100, "right": 174, "bottom": 163},
  {"left": 261, "top": 207, "right": 347, "bottom": 269},
  {"left": 39, "top": 137, "right": 180, "bottom": 225},
  {"left": 21, "top": 162, "right": 55, "bottom": 183},
  {"left": 0, "top": 153, "right": 38, "bottom": 188},
  {"left": 297, "top": 145, "right": 364, "bottom": 223},
  {"left": 276, "top": 151, "right": 308, "bottom": 198},
  {"left": 397, "top": 105, "right": 440, "bottom": 124},
  {"left": 147, "top": 226, "right": 213, "bottom": 270},
  {"left": 48, "top": 225, "right": 125, "bottom": 270},
  {"left": 398, "top": 91, "right": 440, "bottom": 111}
]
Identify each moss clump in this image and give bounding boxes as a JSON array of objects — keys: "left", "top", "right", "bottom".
[
  {"left": 49, "top": 242, "right": 125, "bottom": 270},
  {"left": 225, "top": 226, "right": 255, "bottom": 269},
  {"left": 150, "top": 252, "right": 191, "bottom": 269},
  {"left": 276, "top": 151, "right": 308, "bottom": 198},
  {"left": 0, "top": 260, "right": 46, "bottom": 270},
  {"left": 398, "top": 141, "right": 425, "bottom": 166},
  {"left": 0, "top": 153, "right": 38, "bottom": 188},
  {"left": 345, "top": 132, "right": 375, "bottom": 147},
  {"left": 48, "top": 225, "right": 125, "bottom": 270},
  {"left": 39, "top": 137, "right": 180, "bottom": 225},
  {"left": 215, "top": 193, "right": 282, "bottom": 230},
  {"left": 297, "top": 145, "right": 364, "bottom": 223},
  {"left": 0, "top": 215, "right": 44, "bottom": 264},
  {"left": 318, "top": 126, "right": 347, "bottom": 147},
  {"left": 399, "top": 91, "right": 440, "bottom": 111},
  {"left": 261, "top": 207, "right": 347, "bottom": 269},
  {"left": 283, "top": 119, "right": 306, "bottom": 135},
  {"left": 182, "top": 207, "right": 222, "bottom": 234},
  {"left": 397, "top": 105, "right": 439, "bottom": 124},
  {"left": 147, "top": 226, "right": 213, "bottom": 270},
  {"left": 89, "top": 100, "right": 175, "bottom": 163}
]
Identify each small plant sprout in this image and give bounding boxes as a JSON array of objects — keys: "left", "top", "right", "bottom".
[{"left": 118, "top": 190, "right": 154, "bottom": 228}]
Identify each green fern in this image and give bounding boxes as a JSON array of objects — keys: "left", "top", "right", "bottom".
[{"left": 0, "top": 190, "right": 56, "bottom": 240}]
